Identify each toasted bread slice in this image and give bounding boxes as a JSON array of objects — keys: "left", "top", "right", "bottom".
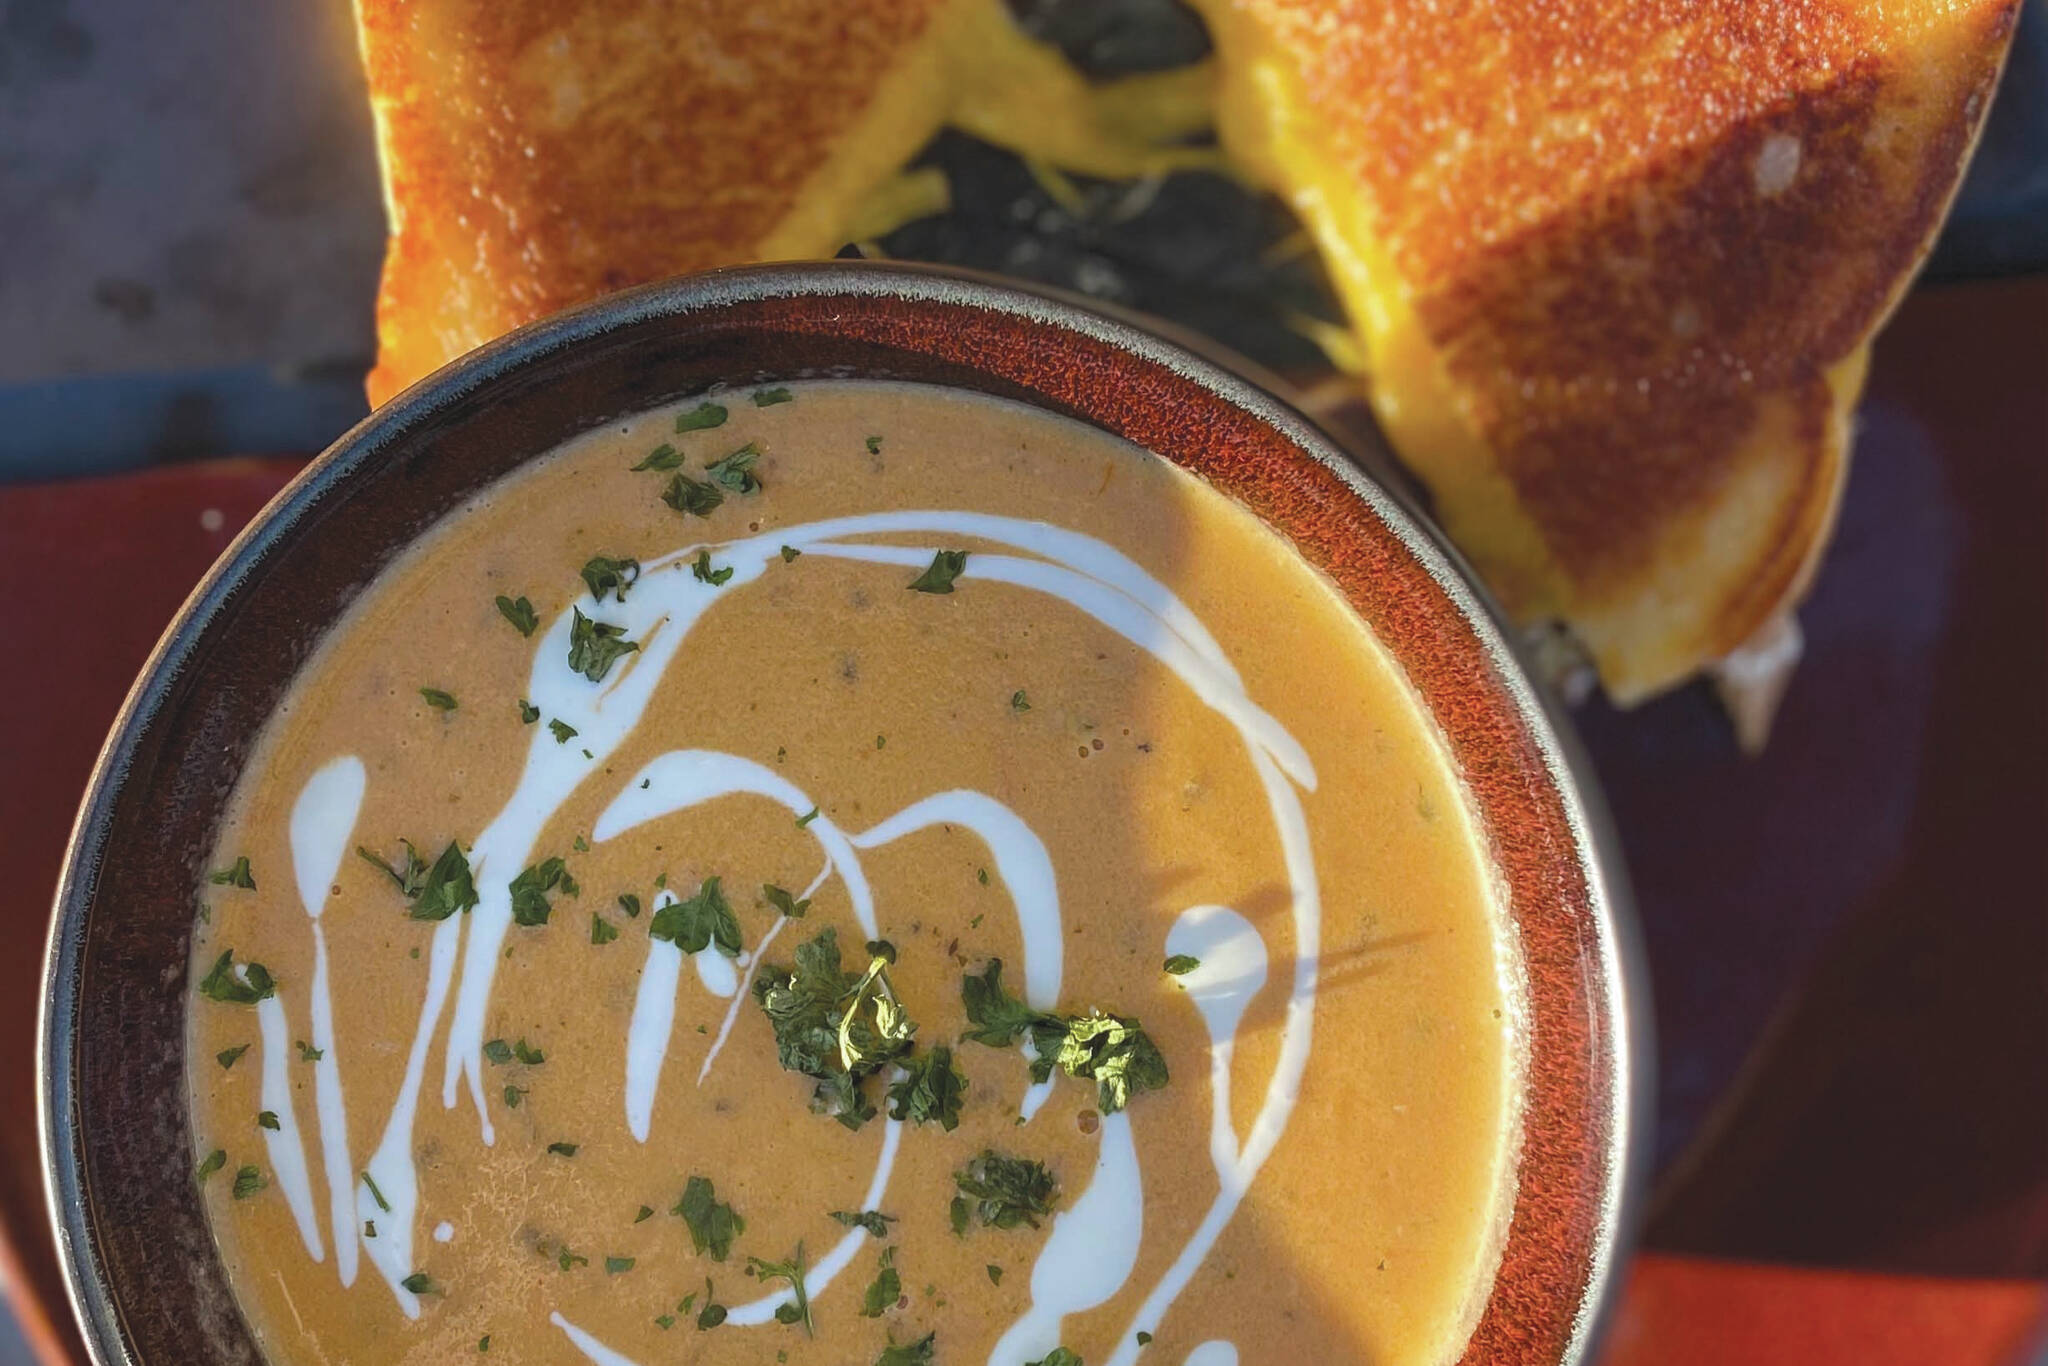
[
  {"left": 355, "top": 0, "right": 1211, "bottom": 406},
  {"left": 1195, "top": 0, "right": 2017, "bottom": 701}
]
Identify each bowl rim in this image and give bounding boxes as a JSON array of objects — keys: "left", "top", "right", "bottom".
[{"left": 39, "top": 259, "right": 1646, "bottom": 1366}]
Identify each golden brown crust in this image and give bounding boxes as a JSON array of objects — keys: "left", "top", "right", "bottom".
[
  {"left": 1209, "top": 0, "right": 2017, "bottom": 697},
  {"left": 358, "top": 0, "right": 950, "bottom": 404}
]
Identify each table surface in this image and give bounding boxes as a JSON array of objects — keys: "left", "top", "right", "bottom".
[{"left": 1, "top": 277, "right": 2042, "bottom": 1363}]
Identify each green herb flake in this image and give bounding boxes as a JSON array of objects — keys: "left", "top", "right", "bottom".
[
  {"left": 978, "top": 867, "right": 990, "bottom": 886},
  {"left": 907, "top": 550, "right": 968, "bottom": 594},
  {"left": 231, "top": 1165, "right": 265, "bottom": 1200},
  {"left": 877, "top": 1333, "right": 937, "bottom": 1365},
  {"left": 746, "top": 1244, "right": 813, "bottom": 1334},
  {"left": 567, "top": 606, "right": 640, "bottom": 682},
  {"left": 795, "top": 806, "right": 820, "bottom": 829},
  {"left": 479, "top": 1335, "right": 491, "bottom": 1352},
  {"left": 692, "top": 549, "right": 735, "bottom": 586},
  {"left": 503, "top": 1085, "right": 526, "bottom": 1108},
  {"left": 632, "top": 442, "right": 685, "bottom": 471},
  {"left": 549, "top": 718, "right": 577, "bottom": 744},
  {"left": 197, "top": 1149, "right": 226, "bottom": 1180},
  {"left": 509, "top": 857, "right": 568, "bottom": 926},
  {"left": 482, "top": 1038, "right": 513, "bottom": 1065},
  {"left": 591, "top": 913, "right": 619, "bottom": 945},
  {"left": 1163, "top": 954, "right": 1201, "bottom": 976},
  {"left": 705, "top": 441, "right": 763, "bottom": 494},
  {"left": 676, "top": 402, "right": 729, "bottom": 433},
  {"left": 887, "top": 1046, "right": 966, "bottom": 1130},
  {"left": 1136, "top": 1331, "right": 1154, "bottom": 1345},
  {"left": 256, "top": 1110, "right": 279, "bottom": 1131},
  {"left": 1011, "top": 690, "right": 1031, "bottom": 712},
  {"left": 696, "top": 1281, "right": 728, "bottom": 1329},
  {"left": 209, "top": 857, "right": 256, "bottom": 890},
  {"left": 580, "top": 555, "right": 641, "bottom": 603},
  {"left": 605, "top": 1255, "right": 635, "bottom": 1275},
  {"left": 986, "top": 1263, "right": 1003, "bottom": 1285},
  {"left": 649, "top": 877, "right": 742, "bottom": 957},
  {"left": 365, "top": 1220, "right": 376, "bottom": 1237},
  {"left": 547, "top": 1141, "right": 579, "bottom": 1158},
  {"left": 401, "top": 1272, "right": 435, "bottom": 1295},
  {"left": 654, "top": 1314, "right": 675, "bottom": 1330},
  {"left": 420, "top": 687, "right": 458, "bottom": 711},
  {"left": 618, "top": 892, "right": 642, "bottom": 918},
  {"left": 865, "top": 435, "right": 883, "bottom": 455},
  {"left": 515, "top": 1039, "right": 546, "bottom": 1064},
  {"left": 861, "top": 1244, "right": 901, "bottom": 1317},
  {"left": 752, "top": 387, "right": 794, "bottom": 407},
  {"left": 953, "top": 1150, "right": 1059, "bottom": 1230},
  {"left": 830, "top": 1209, "right": 897, "bottom": 1238},
  {"left": 674, "top": 1175, "right": 746, "bottom": 1261},
  {"left": 662, "top": 472, "right": 725, "bottom": 518},
  {"left": 750, "top": 929, "right": 916, "bottom": 1131},
  {"left": 762, "top": 884, "right": 810, "bottom": 919},
  {"left": 364, "top": 1172, "right": 392, "bottom": 1212},
  {"left": 634, "top": 1204, "right": 654, "bottom": 1224},
  {"left": 558, "top": 1246, "right": 589, "bottom": 1272},
  {"left": 1053, "top": 1013, "right": 1170, "bottom": 1114},
  {"left": 950, "top": 1195, "right": 969, "bottom": 1237},
  {"left": 496, "top": 594, "right": 539, "bottom": 636},
  {"left": 197, "top": 951, "right": 275, "bottom": 1005},
  {"left": 1026, "top": 1351, "right": 1083, "bottom": 1366},
  {"left": 216, "top": 1044, "right": 250, "bottom": 1070},
  {"left": 519, "top": 700, "right": 541, "bottom": 724},
  {"left": 780, "top": 544, "right": 802, "bottom": 562}
]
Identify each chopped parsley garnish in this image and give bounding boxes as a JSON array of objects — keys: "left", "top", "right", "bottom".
[
  {"left": 557, "top": 1246, "right": 589, "bottom": 1271},
  {"left": 705, "top": 441, "right": 763, "bottom": 493},
  {"left": 795, "top": 806, "right": 820, "bottom": 828},
  {"left": 866, "top": 435, "right": 883, "bottom": 455},
  {"left": 580, "top": 555, "right": 640, "bottom": 603},
  {"left": 590, "top": 913, "right": 619, "bottom": 945},
  {"left": 296, "top": 1041, "right": 323, "bottom": 1062},
  {"left": 986, "top": 1263, "right": 1003, "bottom": 1285},
  {"left": 519, "top": 700, "right": 540, "bottom": 724},
  {"left": 198, "top": 950, "right": 275, "bottom": 1005},
  {"left": 567, "top": 606, "right": 639, "bottom": 682},
  {"left": 830, "top": 1209, "right": 896, "bottom": 1237},
  {"left": 907, "top": 550, "right": 968, "bottom": 594},
  {"left": 877, "top": 1333, "right": 936, "bottom": 1365},
  {"left": 649, "top": 877, "right": 741, "bottom": 957},
  {"left": 662, "top": 472, "right": 725, "bottom": 518},
  {"left": 231, "top": 1165, "right": 265, "bottom": 1200},
  {"left": 631, "top": 442, "right": 685, "bottom": 471},
  {"left": 677, "top": 402, "right": 729, "bottom": 432},
  {"left": 860, "top": 1245, "right": 900, "bottom": 1317},
  {"left": 762, "top": 884, "right": 810, "bottom": 918},
  {"left": 400, "top": 1272, "right": 435, "bottom": 1295},
  {"left": 959, "top": 961, "right": 1168, "bottom": 1113},
  {"left": 496, "top": 594, "right": 539, "bottom": 636},
  {"left": 210, "top": 857, "right": 256, "bottom": 890},
  {"left": 1011, "top": 690, "right": 1031, "bottom": 712},
  {"left": 752, "top": 387, "right": 794, "bottom": 407},
  {"left": 479, "top": 1334, "right": 491, "bottom": 1351},
  {"left": 618, "top": 892, "right": 642, "bottom": 918},
  {"left": 256, "top": 1110, "right": 279, "bottom": 1131},
  {"left": 547, "top": 1141, "right": 579, "bottom": 1158},
  {"left": 1027, "top": 1351, "right": 1083, "bottom": 1366},
  {"left": 674, "top": 1175, "right": 745, "bottom": 1260},
  {"left": 503, "top": 1085, "right": 526, "bottom": 1108},
  {"left": 508, "top": 857, "right": 568, "bottom": 926},
  {"left": 1137, "top": 1332, "right": 1154, "bottom": 1345},
  {"left": 697, "top": 1279, "right": 727, "bottom": 1329},
  {"left": 953, "top": 1150, "right": 1058, "bottom": 1230},
  {"left": 420, "top": 687, "right": 458, "bottom": 711},
  {"left": 605, "top": 1255, "right": 635, "bottom": 1275},
  {"left": 746, "top": 1244, "right": 813, "bottom": 1333},
  {"left": 482, "top": 1038, "right": 513, "bottom": 1064},
  {"left": 691, "top": 549, "right": 735, "bottom": 586},
  {"left": 548, "top": 718, "right": 577, "bottom": 743},
  {"left": 1163, "top": 954, "right": 1200, "bottom": 975},
  {"left": 359, "top": 840, "right": 478, "bottom": 920},
  {"left": 364, "top": 1172, "right": 391, "bottom": 1212},
  {"left": 634, "top": 1204, "right": 654, "bottom": 1223},
  {"left": 780, "top": 544, "right": 802, "bottom": 563},
  {"left": 751, "top": 929, "right": 916, "bottom": 1130},
  {"left": 888, "top": 1046, "right": 966, "bottom": 1130},
  {"left": 515, "top": 1038, "right": 546, "bottom": 1064},
  {"left": 867, "top": 939, "right": 897, "bottom": 964},
  {"left": 197, "top": 1149, "right": 226, "bottom": 1180},
  {"left": 216, "top": 1044, "right": 249, "bottom": 1070}
]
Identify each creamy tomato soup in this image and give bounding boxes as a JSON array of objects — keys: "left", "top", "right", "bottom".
[{"left": 187, "top": 382, "right": 1522, "bottom": 1366}]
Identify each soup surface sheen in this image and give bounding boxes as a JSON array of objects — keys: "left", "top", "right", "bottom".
[{"left": 188, "top": 382, "right": 1519, "bottom": 1366}]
